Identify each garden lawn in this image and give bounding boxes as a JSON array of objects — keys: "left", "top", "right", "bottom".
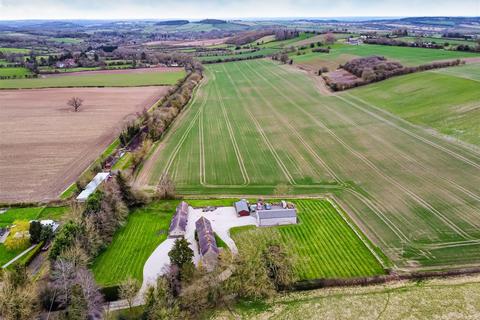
[
  {"left": 232, "top": 199, "right": 386, "bottom": 280},
  {"left": 0, "top": 67, "right": 32, "bottom": 77},
  {"left": 91, "top": 200, "right": 178, "bottom": 287},
  {"left": 0, "top": 70, "right": 186, "bottom": 89}
]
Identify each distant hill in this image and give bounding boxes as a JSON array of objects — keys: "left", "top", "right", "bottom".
[
  {"left": 198, "top": 19, "right": 227, "bottom": 24},
  {"left": 156, "top": 20, "right": 190, "bottom": 26}
]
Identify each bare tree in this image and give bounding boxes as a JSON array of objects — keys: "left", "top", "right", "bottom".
[
  {"left": 76, "top": 268, "right": 104, "bottom": 318},
  {"left": 325, "top": 32, "right": 336, "bottom": 45},
  {"left": 119, "top": 277, "right": 141, "bottom": 312},
  {"left": 156, "top": 173, "right": 176, "bottom": 199},
  {"left": 67, "top": 97, "right": 84, "bottom": 112}
]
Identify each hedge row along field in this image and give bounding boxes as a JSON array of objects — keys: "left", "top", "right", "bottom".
[
  {"left": 232, "top": 199, "right": 385, "bottom": 280},
  {"left": 137, "top": 59, "right": 480, "bottom": 270}
]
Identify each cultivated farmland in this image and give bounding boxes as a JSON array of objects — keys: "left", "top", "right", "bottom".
[
  {"left": 348, "top": 64, "right": 480, "bottom": 147},
  {"left": 0, "top": 86, "right": 171, "bottom": 203},
  {"left": 232, "top": 199, "right": 386, "bottom": 280},
  {"left": 138, "top": 59, "right": 480, "bottom": 270},
  {"left": 0, "top": 67, "right": 185, "bottom": 89}
]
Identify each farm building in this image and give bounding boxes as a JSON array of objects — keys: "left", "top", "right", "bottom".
[
  {"left": 76, "top": 172, "right": 110, "bottom": 202},
  {"left": 234, "top": 200, "right": 250, "bottom": 217},
  {"left": 40, "top": 220, "right": 60, "bottom": 232},
  {"left": 195, "top": 216, "right": 219, "bottom": 271},
  {"left": 168, "top": 201, "right": 189, "bottom": 238},
  {"left": 256, "top": 201, "right": 297, "bottom": 227}
]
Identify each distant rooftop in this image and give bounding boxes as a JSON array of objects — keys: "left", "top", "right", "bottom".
[{"left": 76, "top": 172, "right": 109, "bottom": 202}]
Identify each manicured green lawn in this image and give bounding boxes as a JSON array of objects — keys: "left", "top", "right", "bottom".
[
  {"left": 232, "top": 199, "right": 386, "bottom": 280},
  {"left": 0, "top": 69, "right": 186, "bottom": 89},
  {"left": 0, "top": 207, "right": 44, "bottom": 226},
  {"left": 0, "top": 245, "right": 23, "bottom": 267},
  {"left": 91, "top": 200, "right": 178, "bottom": 286}
]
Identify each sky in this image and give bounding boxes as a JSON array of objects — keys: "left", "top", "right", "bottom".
[{"left": 0, "top": 0, "right": 479, "bottom": 20}]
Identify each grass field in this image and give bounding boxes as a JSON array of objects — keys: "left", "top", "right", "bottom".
[
  {"left": 348, "top": 65, "right": 480, "bottom": 147},
  {"left": 232, "top": 199, "right": 385, "bottom": 279},
  {"left": 0, "top": 69, "right": 185, "bottom": 89},
  {"left": 0, "top": 67, "right": 32, "bottom": 77},
  {"left": 292, "top": 43, "right": 479, "bottom": 70},
  {"left": 198, "top": 48, "right": 278, "bottom": 62},
  {"left": 213, "top": 274, "right": 480, "bottom": 319},
  {"left": 91, "top": 201, "right": 177, "bottom": 286},
  {"left": 0, "top": 47, "right": 31, "bottom": 54},
  {"left": 138, "top": 59, "right": 480, "bottom": 270}
]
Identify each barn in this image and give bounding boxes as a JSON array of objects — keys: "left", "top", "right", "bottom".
[
  {"left": 168, "top": 201, "right": 189, "bottom": 238},
  {"left": 195, "top": 216, "right": 219, "bottom": 271},
  {"left": 256, "top": 203, "right": 297, "bottom": 226},
  {"left": 234, "top": 200, "right": 250, "bottom": 217}
]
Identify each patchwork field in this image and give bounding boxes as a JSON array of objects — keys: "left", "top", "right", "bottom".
[
  {"left": 0, "top": 86, "right": 171, "bottom": 203},
  {"left": 0, "top": 67, "right": 185, "bottom": 89},
  {"left": 232, "top": 199, "right": 386, "bottom": 280},
  {"left": 138, "top": 59, "right": 480, "bottom": 270},
  {"left": 348, "top": 64, "right": 480, "bottom": 147}
]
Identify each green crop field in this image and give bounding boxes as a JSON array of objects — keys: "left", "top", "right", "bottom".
[
  {"left": 138, "top": 59, "right": 480, "bottom": 270},
  {"left": 0, "top": 67, "right": 32, "bottom": 77},
  {"left": 91, "top": 201, "right": 177, "bottom": 286},
  {"left": 0, "top": 69, "right": 186, "bottom": 89},
  {"left": 348, "top": 65, "right": 480, "bottom": 147},
  {"left": 292, "top": 43, "right": 479, "bottom": 67},
  {"left": 50, "top": 37, "right": 84, "bottom": 44},
  {"left": 0, "top": 47, "right": 31, "bottom": 54},
  {"left": 232, "top": 199, "right": 386, "bottom": 279},
  {"left": 198, "top": 48, "right": 278, "bottom": 62}
]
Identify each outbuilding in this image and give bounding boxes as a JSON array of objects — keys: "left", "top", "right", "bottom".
[
  {"left": 256, "top": 203, "right": 297, "bottom": 227},
  {"left": 195, "top": 216, "right": 219, "bottom": 271},
  {"left": 76, "top": 172, "right": 110, "bottom": 202},
  {"left": 234, "top": 200, "right": 250, "bottom": 217},
  {"left": 168, "top": 201, "right": 189, "bottom": 238}
]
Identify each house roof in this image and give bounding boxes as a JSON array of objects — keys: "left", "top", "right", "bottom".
[
  {"left": 195, "top": 216, "right": 219, "bottom": 256},
  {"left": 234, "top": 200, "right": 249, "bottom": 213},
  {"left": 257, "top": 208, "right": 297, "bottom": 219},
  {"left": 169, "top": 201, "right": 189, "bottom": 234},
  {"left": 76, "top": 172, "right": 110, "bottom": 202}
]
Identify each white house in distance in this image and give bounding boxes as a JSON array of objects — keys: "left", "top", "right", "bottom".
[{"left": 76, "top": 172, "right": 110, "bottom": 202}]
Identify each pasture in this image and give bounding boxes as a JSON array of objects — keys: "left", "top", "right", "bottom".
[
  {"left": 138, "top": 59, "right": 480, "bottom": 270},
  {"left": 0, "top": 67, "right": 185, "bottom": 89},
  {"left": 232, "top": 199, "right": 386, "bottom": 279},
  {"left": 348, "top": 65, "right": 480, "bottom": 147},
  {"left": 0, "top": 86, "right": 171, "bottom": 203},
  {"left": 292, "top": 43, "right": 479, "bottom": 72},
  {"left": 0, "top": 47, "right": 31, "bottom": 54},
  {"left": 215, "top": 274, "right": 480, "bottom": 320},
  {"left": 0, "top": 67, "right": 32, "bottom": 77}
]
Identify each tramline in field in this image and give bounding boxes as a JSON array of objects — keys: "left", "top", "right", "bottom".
[{"left": 138, "top": 59, "right": 480, "bottom": 270}]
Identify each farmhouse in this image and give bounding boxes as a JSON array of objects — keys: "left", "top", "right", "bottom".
[
  {"left": 234, "top": 199, "right": 250, "bottom": 217},
  {"left": 255, "top": 201, "right": 297, "bottom": 227},
  {"left": 76, "top": 172, "right": 110, "bottom": 202},
  {"left": 168, "top": 201, "right": 189, "bottom": 238},
  {"left": 195, "top": 216, "right": 219, "bottom": 271}
]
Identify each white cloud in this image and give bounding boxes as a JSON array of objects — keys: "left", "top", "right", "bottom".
[{"left": 0, "top": 0, "right": 478, "bottom": 20}]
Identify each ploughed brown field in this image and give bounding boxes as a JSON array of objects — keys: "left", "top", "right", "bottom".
[{"left": 0, "top": 86, "right": 170, "bottom": 203}]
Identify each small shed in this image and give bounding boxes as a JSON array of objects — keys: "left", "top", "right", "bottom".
[
  {"left": 168, "top": 201, "right": 189, "bottom": 238},
  {"left": 256, "top": 206, "right": 297, "bottom": 227},
  {"left": 234, "top": 200, "right": 250, "bottom": 217},
  {"left": 76, "top": 172, "right": 110, "bottom": 202},
  {"left": 195, "top": 216, "right": 219, "bottom": 271}
]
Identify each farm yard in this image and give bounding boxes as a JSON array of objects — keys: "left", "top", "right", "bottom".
[
  {"left": 232, "top": 199, "right": 386, "bottom": 280},
  {"left": 0, "top": 67, "right": 185, "bottom": 89},
  {"left": 0, "top": 86, "right": 171, "bottom": 203},
  {"left": 137, "top": 59, "right": 480, "bottom": 270}
]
